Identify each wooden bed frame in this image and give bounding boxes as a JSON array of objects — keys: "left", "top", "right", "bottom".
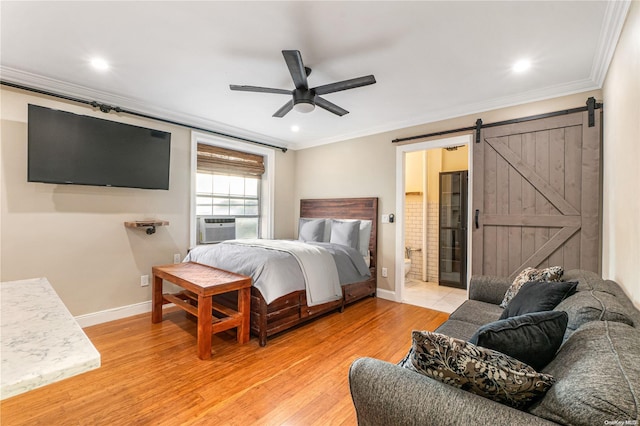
[{"left": 215, "top": 197, "right": 378, "bottom": 346}]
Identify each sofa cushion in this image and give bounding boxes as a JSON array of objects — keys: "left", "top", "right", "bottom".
[
  {"left": 562, "top": 269, "right": 607, "bottom": 292},
  {"left": 500, "top": 281, "right": 578, "bottom": 319},
  {"left": 554, "top": 290, "right": 634, "bottom": 332},
  {"left": 529, "top": 321, "right": 640, "bottom": 425},
  {"left": 501, "top": 266, "right": 564, "bottom": 308},
  {"left": 408, "top": 331, "right": 556, "bottom": 409},
  {"left": 448, "top": 300, "right": 504, "bottom": 326},
  {"left": 435, "top": 319, "right": 483, "bottom": 341},
  {"left": 468, "top": 275, "right": 512, "bottom": 305},
  {"left": 469, "top": 311, "right": 568, "bottom": 371}
]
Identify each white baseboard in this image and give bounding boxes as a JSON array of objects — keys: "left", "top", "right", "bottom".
[
  {"left": 376, "top": 288, "right": 398, "bottom": 302},
  {"left": 77, "top": 289, "right": 402, "bottom": 328},
  {"left": 75, "top": 300, "right": 152, "bottom": 328}
]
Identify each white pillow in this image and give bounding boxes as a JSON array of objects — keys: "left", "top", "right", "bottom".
[
  {"left": 357, "top": 220, "right": 372, "bottom": 256},
  {"left": 330, "top": 220, "right": 360, "bottom": 249},
  {"left": 298, "top": 218, "right": 325, "bottom": 242},
  {"left": 300, "top": 217, "right": 372, "bottom": 257},
  {"left": 327, "top": 219, "right": 371, "bottom": 257}
]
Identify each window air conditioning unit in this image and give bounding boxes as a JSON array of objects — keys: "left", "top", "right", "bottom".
[{"left": 198, "top": 217, "right": 236, "bottom": 244}]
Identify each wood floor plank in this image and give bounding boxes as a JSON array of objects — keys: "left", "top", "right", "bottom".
[{"left": 1, "top": 298, "right": 448, "bottom": 425}]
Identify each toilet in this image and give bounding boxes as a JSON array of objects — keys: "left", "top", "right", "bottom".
[{"left": 404, "top": 258, "right": 411, "bottom": 277}]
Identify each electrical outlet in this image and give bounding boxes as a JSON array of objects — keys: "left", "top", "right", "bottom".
[
  {"left": 140, "top": 275, "right": 149, "bottom": 287},
  {"left": 381, "top": 267, "right": 388, "bottom": 278},
  {"left": 173, "top": 253, "right": 181, "bottom": 264}
]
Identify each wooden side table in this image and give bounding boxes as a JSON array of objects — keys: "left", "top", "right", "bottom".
[{"left": 152, "top": 262, "right": 252, "bottom": 360}]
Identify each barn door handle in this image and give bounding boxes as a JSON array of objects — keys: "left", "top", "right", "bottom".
[{"left": 474, "top": 209, "right": 480, "bottom": 229}]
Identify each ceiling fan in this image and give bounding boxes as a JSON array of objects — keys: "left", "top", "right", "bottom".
[{"left": 230, "top": 50, "right": 376, "bottom": 118}]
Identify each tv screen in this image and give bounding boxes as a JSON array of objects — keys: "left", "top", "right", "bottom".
[{"left": 28, "top": 104, "right": 171, "bottom": 190}]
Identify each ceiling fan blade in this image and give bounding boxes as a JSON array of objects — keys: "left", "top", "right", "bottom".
[
  {"left": 282, "top": 50, "right": 309, "bottom": 90},
  {"left": 315, "top": 96, "right": 349, "bottom": 116},
  {"left": 273, "top": 100, "right": 294, "bottom": 118},
  {"left": 230, "top": 85, "right": 291, "bottom": 95},
  {"left": 313, "top": 75, "right": 376, "bottom": 95}
]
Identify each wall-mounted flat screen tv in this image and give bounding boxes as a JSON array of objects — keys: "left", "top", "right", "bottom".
[{"left": 28, "top": 104, "right": 171, "bottom": 190}]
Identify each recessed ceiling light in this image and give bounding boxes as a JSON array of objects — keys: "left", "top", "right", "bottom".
[
  {"left": 513, "top": 59, "right": 531, "bottom": 73},
  {"left": 90, "top": 57, "right": 110, "bottom": 71},
  {"left": 291, "top": 125, "right": 300, "bottom": 132}
]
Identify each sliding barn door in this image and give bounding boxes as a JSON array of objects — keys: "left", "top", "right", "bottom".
[{"left": 472, "top": 110, "right": 601, "bottom": 280}]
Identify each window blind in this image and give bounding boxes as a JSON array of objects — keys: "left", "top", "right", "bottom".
[{"left": 197, "top": 144, "right": 265, "bottom": 177}]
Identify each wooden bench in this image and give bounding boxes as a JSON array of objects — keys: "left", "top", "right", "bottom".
[{"left": 151, "top": 262, "right": 252, "bottom": 360}]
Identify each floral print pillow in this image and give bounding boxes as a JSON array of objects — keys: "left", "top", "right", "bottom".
[
  {"left": 500, "top": 266, "right": 564, "bottom": 308},
  {"left": 410, "top": 331, "right": 555, "bottom": 409}
]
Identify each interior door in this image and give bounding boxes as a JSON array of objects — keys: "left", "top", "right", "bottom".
[{"left": 472, "top": 110, "right": 601, "bottom": 280}]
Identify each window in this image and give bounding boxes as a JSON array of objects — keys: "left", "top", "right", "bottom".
[
  {"left": 193, "top": 140, "right": 271, "bottom": 242},
  {"left": 191, "top": 132, "right": 275, "bottom": 247},
  {"left": 195, "top": 173, "right": 260, "bottom": 238}
]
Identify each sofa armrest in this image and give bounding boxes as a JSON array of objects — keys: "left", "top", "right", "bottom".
[
  {"left": 349, "top": 358, "right": 554, "bottom": 426},
  {"left": 468, "top": 275, "right": 511, "bottom": 305}
]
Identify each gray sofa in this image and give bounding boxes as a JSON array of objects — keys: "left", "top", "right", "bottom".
[{"left": 349, "top": 270, "right": 640, "bottom": 425}]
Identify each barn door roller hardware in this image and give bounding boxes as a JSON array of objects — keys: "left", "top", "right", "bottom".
[
  {"left": 587, "top": 97, "right": 597, "bottom": 127},
  {"left": 391, "top": 97, "right": 602, "bottom": 144}
]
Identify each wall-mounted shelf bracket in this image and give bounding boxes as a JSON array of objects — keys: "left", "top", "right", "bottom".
[{"left": 124, "top": 220, "right": 169, "bottom": 235}]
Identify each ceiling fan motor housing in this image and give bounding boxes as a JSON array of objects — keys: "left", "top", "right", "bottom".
[{"left": 293, "top": 89, "right": 316, "bottom": 112}]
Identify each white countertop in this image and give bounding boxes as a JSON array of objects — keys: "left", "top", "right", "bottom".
[{"left": 1, "top": 277, "right": 101, "bottom": 400}]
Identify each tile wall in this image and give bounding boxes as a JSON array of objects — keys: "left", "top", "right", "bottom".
[{"left": 404, "top": 194, "right": 424, "bottom": 281}]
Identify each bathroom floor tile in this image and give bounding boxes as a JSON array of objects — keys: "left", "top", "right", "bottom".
[{"left": 402, "top": 279, "right": 468, "bottom": 314}]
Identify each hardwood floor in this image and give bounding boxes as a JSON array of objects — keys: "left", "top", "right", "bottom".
[{"left": 1, "top": 297, "right": 448, "bottom": 426}]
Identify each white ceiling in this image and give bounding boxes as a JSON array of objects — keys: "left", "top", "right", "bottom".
[{"left": 0, "top": 1, "right": 630, "bottom": 150}]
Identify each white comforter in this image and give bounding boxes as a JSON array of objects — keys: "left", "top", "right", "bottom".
[{"left": 224, "top": 239, "right": 342, "bottom": 306}]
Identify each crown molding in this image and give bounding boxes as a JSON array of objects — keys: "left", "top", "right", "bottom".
[
  {"left": 292, "top": 78, "right": 600, "bottom": 150},
  {"left": 590, "top": 0, "right": 631, "bottom": 87},
  {"left": 0, "top": 66, "right": 289, "bottom": 150},
  {"left": 2, "top": 65, "right": 600, "bottom": 152}
]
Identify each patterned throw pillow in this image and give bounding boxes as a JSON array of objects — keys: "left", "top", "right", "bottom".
[
  {"left": 410, "top": 331, "right": 556, "bottom": 409},
  {"left": 500, "top": 266, "right": 564, "bottom": 308}
]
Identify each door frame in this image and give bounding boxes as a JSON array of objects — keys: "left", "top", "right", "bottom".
[{"left": 395, "top": 134, "right": 473, "bottom": 303}]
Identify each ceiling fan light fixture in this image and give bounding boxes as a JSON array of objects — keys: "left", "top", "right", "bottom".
[
  {"left": 90, "top": 57, "right": 109, "bottom": 71},
  {"left": 513, "top": 59, "right": 531, "bottom": 73},
  {"left": 293, "top": 101, "right": 315, "bottom": 113},
  {"left": 230, "top": 50, "right": 376, "bottom": 118}
]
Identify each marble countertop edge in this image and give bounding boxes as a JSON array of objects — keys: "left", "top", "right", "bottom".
[
  {"left": 1, "top": 277, "right": 102, "bottom": 400},
  {"left": 1, "top": 357, "right": 100, "bottom": 400}
]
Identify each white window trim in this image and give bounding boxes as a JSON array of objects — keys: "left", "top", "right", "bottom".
[{"left": 190, "top": 131, "right": 275, "bottom": 247}]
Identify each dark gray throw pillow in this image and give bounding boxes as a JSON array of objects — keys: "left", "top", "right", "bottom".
[
  {"left": 500, "top": 280, "right": 578, "bottom": 320},
  {"left": 469, "top": 311, "right": 568, "bottom": 370}
]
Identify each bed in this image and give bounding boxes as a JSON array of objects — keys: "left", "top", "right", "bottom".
[{"left": 185, "top": 197, "right": 378, "bottom": 346}]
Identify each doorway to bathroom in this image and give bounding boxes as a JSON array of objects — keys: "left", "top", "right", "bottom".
[{"left": 396, "top": 135, "right": 471, "bottom": 313}]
